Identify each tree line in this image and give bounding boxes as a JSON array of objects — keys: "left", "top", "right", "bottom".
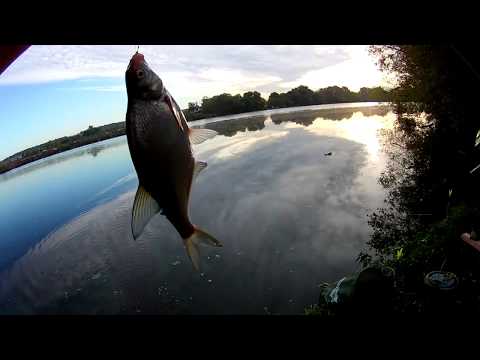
[
  {"left": 183, "top": 85, "right": 391, "bottom": 121},
  {"left": 355, "top": 45, "right": 480, "bottom": 315}
]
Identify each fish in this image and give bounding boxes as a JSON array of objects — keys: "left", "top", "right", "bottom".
[{"left": 124, "top": 52, "right": 222, "bottom": 270}]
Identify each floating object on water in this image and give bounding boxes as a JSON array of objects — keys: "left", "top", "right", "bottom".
[
  {"left": 324, "top": 152, "right": 333, "bottom": 156},
  {"left": 424, "top": 271, "right": 458, "bottom": 290}
]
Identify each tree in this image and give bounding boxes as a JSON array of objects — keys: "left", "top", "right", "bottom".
[
  {"left": 267, "top": 92, "right": 288, "bottom": 109},
  {"left": 241, "top": 91, "right": 266, "bottom": 112},
  {"left": 287, "top": 86, "right": 316, "bottom": 106},
  {"left": 359, "top": 45, "right": 480, "bottom": 288},
  {"left": 188, "top": 102, "right": 200, "bottom": 113},
  {"left": 82, "top": 125, "right": 99, "bottom": 137},
  {"left": 184, "top": 86, "right": 392, "bottom": 120},
  {"left": 370, "top": 45, "right": 480, "bottom": 207}
]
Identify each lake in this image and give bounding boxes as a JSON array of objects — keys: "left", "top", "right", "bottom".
[{"left": 0, "top": 103, "right": 394, "bottom": 314}]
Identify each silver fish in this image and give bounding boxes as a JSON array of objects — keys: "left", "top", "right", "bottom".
[{"left": 125, "top": 52, "right": 221, "bottom": 270}]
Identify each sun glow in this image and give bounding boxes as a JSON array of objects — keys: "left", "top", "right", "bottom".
[{"left": 306, "top": 110, "right": 396, "bottom": 160}]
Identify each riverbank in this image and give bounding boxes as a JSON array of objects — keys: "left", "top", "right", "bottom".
[
  {"left": 0, "top": 102, "right": 387, "bottom": 175},
  {"left": 0, "top": 122, "right": 126, "bottom": 175}
]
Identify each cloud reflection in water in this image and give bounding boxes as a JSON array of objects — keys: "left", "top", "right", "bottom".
[{"left": 0, "top": 105, "right": 392, "bottom": 314}]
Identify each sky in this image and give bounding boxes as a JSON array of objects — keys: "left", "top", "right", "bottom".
[{"left": 0, "top": 45, "right": 393, "bottom": 160}]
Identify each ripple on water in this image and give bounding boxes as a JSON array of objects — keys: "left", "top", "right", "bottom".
[{"left": 0, "top": 105, "right": 392, "bottom": 314}]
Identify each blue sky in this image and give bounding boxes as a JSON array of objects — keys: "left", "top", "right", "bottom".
[
  {"left": 0, "top": 78, "right": 127, "bottom": 159},
  {"left": 0, "top": 45, "right": 393, "bottom": 160}
]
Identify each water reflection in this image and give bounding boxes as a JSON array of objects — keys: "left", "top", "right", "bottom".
[
  {"left": 198, "top": 105, "right": 392, "bottom": 137},
  {"left": 0, "top": 137, "right": 125, "bottom": 183},
  {"left": 87, "top": 144, "right": 106, "bottom": 157},
  {"left": 0, "top": 137, "right": 136, "bottom": 272},
  {"left": 203, "top": 115, "right": 266, "bottom": 136},
  {"left": 306, "top": 111, "right": 395, "bottom": 161},
  {"left": 270, "top": 106, "right": 391, "bottom": 126},
  {"left": 0, "top": 104, "right": 392, "bottom": 314}
]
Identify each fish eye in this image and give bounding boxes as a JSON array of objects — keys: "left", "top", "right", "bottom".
[{"left": 136, "top": 70, "right": 144, "bottom": 78}]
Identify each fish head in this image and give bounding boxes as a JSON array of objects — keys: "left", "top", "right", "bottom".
[{"left": 125, "top": 52, "right": 164, "bottom": 100}]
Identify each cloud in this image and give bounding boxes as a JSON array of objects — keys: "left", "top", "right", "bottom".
[
  {"left": 0, "top": 45, "right": 386, "bottom": 106},
  {"left": 278, "top": 46, "right": 392, "bottom": 91},
  {"left": 74, "top": 85, "right": 125, "bottom": 92}
]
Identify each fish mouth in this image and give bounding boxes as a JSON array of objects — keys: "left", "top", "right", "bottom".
[
  {"left": 127, "top": 52, "right": 146, "bottom": 72},
  {"left": 125, "top": 52, "right": 164, "bottom": 99}
]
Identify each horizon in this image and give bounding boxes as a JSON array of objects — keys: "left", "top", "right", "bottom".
[
  {"left": 1, "top": 96, "right": 385, "bottom": 163},
  {"left": 0, "top": 45, "right": 395, "bottom": 160}
]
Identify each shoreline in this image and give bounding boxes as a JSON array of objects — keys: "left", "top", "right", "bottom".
[
  {"left": 0, "top": 102, "right": 386, "bottom": 175},
  {"left": 0, "top": 122, "right": 126, "bottom": 175}
]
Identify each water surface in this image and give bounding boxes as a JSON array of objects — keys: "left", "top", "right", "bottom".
[{"left": 0, "top": 103, "right": 394, "bottom": 314}]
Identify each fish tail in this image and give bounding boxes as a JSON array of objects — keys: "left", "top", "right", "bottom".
[{"left": 183, "top": 226, "right": 222, "bottom": 271}]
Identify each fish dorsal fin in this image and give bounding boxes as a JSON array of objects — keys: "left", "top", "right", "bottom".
[
  {"left": 189, "top": 128, "right": 217, "bottom": 145},
  {"left": 131, "top": 185, "right": 161, "bottom": 239},
  {"left": 193, "top": 161, "right": 208, "bottom": 181},
  {"left": 164, "top": 92, "right": 185, "bottom": 132}
]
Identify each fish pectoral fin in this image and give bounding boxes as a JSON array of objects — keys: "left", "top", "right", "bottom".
[
  {"left": 131, "top": 185, "right": 161, "bottom": 240},
  {"left": 183, "top": 226, "right": 222, "bottom": 271},
  {"left": 193, "top": 161, "right": 208, "bottom": 182},
  {"left": 189, "top": 128, "right": 217, "bottom": 145}
]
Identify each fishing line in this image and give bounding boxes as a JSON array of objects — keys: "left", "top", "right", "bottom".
[{"left": 450, "top": 45, "right": 480, "bottom": 83}]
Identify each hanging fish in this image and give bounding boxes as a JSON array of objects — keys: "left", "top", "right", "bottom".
[{"left": 124, "top": 52, "right": 221, "bottom": 270}]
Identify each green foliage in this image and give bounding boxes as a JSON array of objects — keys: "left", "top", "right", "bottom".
[
  {"left": 182, "top": 85, "right": 392, "bottom": 121},
  {"left": 81, "top": 125, "right": 100, "bottom": 137},
  {"left": 240, "top": 91, "right": 267, "bottom": 112},
  {"left": 201, "top": 93, "right": 244, "bottom": 116},
  {"left": 267, "top": 85, "right": 390, "bottom": 110},
  {"left": 188, "top": 102, "right": 200, "bottom": 113},
  {"left": 303, "top": 303, "right": 337, "bottom": 317},
  {"left": 396, "top": 247, "right": 404, "bottom": 260},
  {"left": 304, "top": 304, "right": 321, "bottom": 315},
  {"left": 0, "top": 122, "right": 126, "bottom": 174},
  {"left": 370, "top": 45, "right": 480, "bottom": 199},
  {"left": 359, "top": 86, "right": 390, "bottom": 102},
  {"left": 267, "top": 92, "right": 291, "bottom": 109},
  {"left": 314, "top": 86, "right": 357, "bottom": 104},
  {"left": 360, "top": 46, "right": 480, "bottom": 304}
]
